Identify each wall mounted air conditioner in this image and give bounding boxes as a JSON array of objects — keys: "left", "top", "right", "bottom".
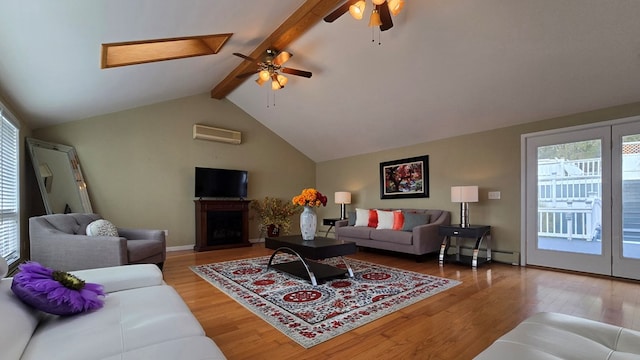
[{"left": 193, "top": 124, "right": 241, "bottom": 144}]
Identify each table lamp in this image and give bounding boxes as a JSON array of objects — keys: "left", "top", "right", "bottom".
[
  {"left": 334, "top": 191, "right": 352, "bottom": 220},
  {"left": 451, "top": 186, "right": 478, "bottom": 227}
]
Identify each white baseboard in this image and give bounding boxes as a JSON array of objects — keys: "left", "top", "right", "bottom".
[
  {"left": 167, "top": 240, "right": 263, "bottom": 251},
  {"left": 166, "top": 245, "right": 194, "bottom": 252},
  {"left": 455, "top": 245, "right": 520, "bottom": 266}
]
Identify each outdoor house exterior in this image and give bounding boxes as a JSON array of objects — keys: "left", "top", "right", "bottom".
[{"left": 538, "top": 142, "right": 640, "bottom": 257}]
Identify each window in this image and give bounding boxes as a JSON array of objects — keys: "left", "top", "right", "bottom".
[{"left": 0, "top": 106, "right": 19, "bottom": 266}]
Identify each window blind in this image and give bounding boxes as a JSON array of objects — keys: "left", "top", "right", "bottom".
[{"left": 0, "top": 108, "right": 19, "bottom": 265}]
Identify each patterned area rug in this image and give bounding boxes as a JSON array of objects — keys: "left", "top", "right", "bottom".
[{"left": 190, "top": 256, "right": 461, "bottom": 348}]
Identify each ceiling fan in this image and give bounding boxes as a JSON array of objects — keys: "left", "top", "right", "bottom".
[
  {"left": 233, "top": 50, "right": 312, "bottom": 91},
  {"left": 324, "top": 0, "right": 405, "bottom": 31}
]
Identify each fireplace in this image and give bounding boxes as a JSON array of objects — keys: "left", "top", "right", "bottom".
[{"left": 194, "top": 199, "right": 251, "bottom": 251}]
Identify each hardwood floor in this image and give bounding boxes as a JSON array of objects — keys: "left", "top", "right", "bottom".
[{"left": 164, "top": 244, "right": 640, "bottom": 360}]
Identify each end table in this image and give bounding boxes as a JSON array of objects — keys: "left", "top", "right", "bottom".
[
  {"left": 438, "top": 225, "right": 491, "bottom": 268},
  {"left": 323, "top": 218, "right": 341, "bottom": 237}
]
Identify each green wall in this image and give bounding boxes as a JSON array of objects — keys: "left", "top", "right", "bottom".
[
  {"left": 31, "top": 92, "right": 640, "bottom": 258},
  {"left": 316, "top": 102, "right": 640, "bottom": 262},
  {"left": 32, "top": 93, "right": 316, "bottom": 248}
]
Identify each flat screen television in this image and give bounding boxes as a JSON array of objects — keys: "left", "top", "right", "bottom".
[{"left": 195, "top": 167, "right": 248, "bottom": 199}]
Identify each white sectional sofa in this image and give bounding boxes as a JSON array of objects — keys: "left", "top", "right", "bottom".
[
  {"left": 1, "top": 264, "right": 226, "bottom": 360},
  {"left": 475, "top": 312, "right": 640, "bottom": 359}
]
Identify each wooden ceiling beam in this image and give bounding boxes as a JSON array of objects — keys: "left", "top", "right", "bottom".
[{"left": 210, "top": 0, "right": 344, "bottom": 99}]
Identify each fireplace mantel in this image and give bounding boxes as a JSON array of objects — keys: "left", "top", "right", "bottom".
[{"left": 194, "top": 199, "right": 251, "bottom": 251}]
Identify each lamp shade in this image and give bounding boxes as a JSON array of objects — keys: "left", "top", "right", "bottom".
[
  {"left": 388, "top": 0, "right": 405, "bottom": 16},
  {"left": 334, "top": 191, "right": 352, "bottom": 204},
  {"left": 276, "top": 74, "right": 288, "bottom": 87},
  {"left": 451, "top": 186, "right": 479, "bottom": 203},
  {"left": 349, "top": 0, "right": 366, "bottom": 20},
  {"left": 259, "top": 70, "right": 270, "bottom": 81}
]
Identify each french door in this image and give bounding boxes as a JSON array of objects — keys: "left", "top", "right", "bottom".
[
  {"left": 524, "top": 117, "right": 640, "bottom": 280},
  {"left": 612, "top": 121, "right": 640, "bottom": 279}
]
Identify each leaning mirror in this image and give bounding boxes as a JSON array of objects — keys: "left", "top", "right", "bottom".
[{"left": 26, "top": 138, "right": 93, "bottom": 214}]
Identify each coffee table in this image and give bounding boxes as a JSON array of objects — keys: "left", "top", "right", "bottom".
[{"left": 265, "top": 235, "right": 357, "bottom": 286}]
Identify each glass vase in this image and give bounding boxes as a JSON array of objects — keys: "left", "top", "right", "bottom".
[{"left": 300, "top": 206, "right": 317, "bottom": 240}]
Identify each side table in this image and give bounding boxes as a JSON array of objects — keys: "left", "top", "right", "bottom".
[
  {"left": 323, "top": 218, "right": 341, "bottom": 237},
  {"left": 439, "top": 225, "right": 491, "bottom": 268}
]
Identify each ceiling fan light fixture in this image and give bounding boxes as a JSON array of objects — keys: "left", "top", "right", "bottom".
[
  {"left": 276, "top": 74, "right": 288, "bottom": 87},
  {"left": 388, "top": 0, "right": 405, "bottom": 16},
  {"left": 232, "top": 50, "right": 311, "bottom": 93},
  {"left": 349, "top": 0, "right": 366, "bottom": 20},
  {"left": 372, "top": 0, "right": 386, "bottom": 5},
  {"left": 273, "top": 51, "right": 291, "bottom": 66},
  {"left": 368, "top": 9, "right": 382, "bottom": 27},
  {"left": 271, "top": 73, "right": 283, "bottom": 90},
  {"left": 259, "top": 70, "right": 271, "bottom": 81}
]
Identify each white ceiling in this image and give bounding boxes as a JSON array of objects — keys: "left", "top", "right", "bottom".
[{"left": 2, "top": 1, "right": 640, "bottom": 162}]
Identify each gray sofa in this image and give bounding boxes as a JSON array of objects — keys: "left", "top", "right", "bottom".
[
  {"left": 29, "top": 213, "right": 166, "bottom": 271},
  {"left": 335, "top": 209, "right": 451, "bottom": 258}
]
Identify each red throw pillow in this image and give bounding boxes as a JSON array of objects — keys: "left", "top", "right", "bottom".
[
  {"left": 392, "top": 211, "right": 404, "bottom": 230},
  {"left": 368, "top": 209, "right": 378, "bottom": 228}
]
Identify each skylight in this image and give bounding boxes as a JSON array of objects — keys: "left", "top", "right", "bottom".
[{"left": 101, "top": 33, "right": 232, "bottom": 68}]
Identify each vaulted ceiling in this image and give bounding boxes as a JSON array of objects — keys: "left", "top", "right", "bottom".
[{"left": 1, "top": 1, "right": 640, "bottom": 162}]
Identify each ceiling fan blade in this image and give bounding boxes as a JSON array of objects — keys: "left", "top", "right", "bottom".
[
  {"left": 281, "top": 67, "right": 312, "bottom": 78},
  {"left": 378, "top": 2, "right": 393, "bottom": 31},
  {"left": 273, "top": 51, "right": 292, "bottom": 66},
  {"left": 233, "top": 52, "right": 257, "bottom": 62},
  {"left": 324, "top": 0, "right": 358, "bottom": 23},
  {"left": 235, "top": 70, "right": 259, "bottom": 79}
]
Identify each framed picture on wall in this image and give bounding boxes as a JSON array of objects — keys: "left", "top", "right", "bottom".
[{"left": 380, "top": 155, "right": 429, "bottom": 199}]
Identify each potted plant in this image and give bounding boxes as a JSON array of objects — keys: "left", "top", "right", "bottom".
[{"left": 251, "top": 197, "right": 301, "bottom": 237}]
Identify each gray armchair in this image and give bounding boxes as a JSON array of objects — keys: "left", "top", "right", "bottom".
[{"left": 29, "top": 213, "right": 166, "bottom": 271}]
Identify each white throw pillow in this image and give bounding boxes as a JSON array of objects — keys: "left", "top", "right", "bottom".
[
  {"left": 354, "top": 208, "right": 370, "bottom": 227},
  {"left": 376, "top": 210, "right": 395, "bottom": 229},
  {"left": 86, "top": 219, "right": 119, "bottom": 237}
]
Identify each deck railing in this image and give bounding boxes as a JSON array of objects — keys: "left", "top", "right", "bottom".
[
  {"left": 538, "top": 205, "right": 600, "bottom": 241},
  {"left": 538, "top": 158, "right": 601, "bottom": 240}
]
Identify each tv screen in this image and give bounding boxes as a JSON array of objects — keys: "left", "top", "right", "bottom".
[{"left": 195, "top": 167, "right": 248, "bottom": 199}]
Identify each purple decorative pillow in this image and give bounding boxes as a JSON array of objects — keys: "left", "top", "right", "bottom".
[{"left": 11, "top": 262, "right": 105, "bottom": 316}]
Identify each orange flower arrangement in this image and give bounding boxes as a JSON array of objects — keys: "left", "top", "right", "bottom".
[{"left": 292, "top": 188, "right": 328, "bottom": 207}]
